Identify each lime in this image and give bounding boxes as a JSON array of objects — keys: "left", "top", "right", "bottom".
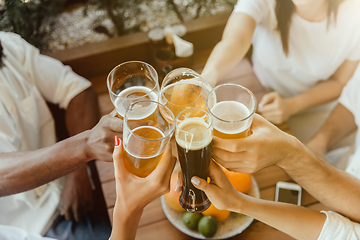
[
  {"left": 198, "top": 215, "right": 218, "bottom": 238},
  {"left": 182, "top": 212, "right": 203, "bottom": 230}
]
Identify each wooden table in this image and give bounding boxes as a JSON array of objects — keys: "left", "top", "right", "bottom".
[{"left": 95, "top": 58, "right": 330, "bottom": 240}]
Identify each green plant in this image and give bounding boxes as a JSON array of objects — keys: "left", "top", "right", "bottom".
[{"left": 0, "top": 0, "right": 66, "bottom": 50}]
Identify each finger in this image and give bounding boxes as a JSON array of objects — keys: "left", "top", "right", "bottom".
[
  {"left": 259, "top": 92, "right": 277, "bottom": 108},
  {"left": 191, "top": 175, "right": 219, "bottom": 198},
  {"left": 152, "top": 143, "right": 175, "bottom": 179},
  {"left": 258, "top": 102, "right": 278, "bottom": 114},
  {"left": 63, "top": 208, "right": 73, "bottom": 222},
  {"left": 110, "top": 109, "right": 118, "bottom": 117},
  {"left": 175, "top": 170, "right": 183, "bottom": 193},
  {"left": 102, "top": 115, "right": 123, "bottom": 133},
  {"left": 207, "top": 160, "right": 230, "bottom": 187},
  {"left": 73, "top": 206, "right": 81, "bottom": 222},
  {"left": 113, "top": 136, "right": 127, "bottom": 179}
]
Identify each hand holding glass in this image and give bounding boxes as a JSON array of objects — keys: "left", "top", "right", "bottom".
[{"left": 122, "top": 100, "right": 174, "bottom": 177}]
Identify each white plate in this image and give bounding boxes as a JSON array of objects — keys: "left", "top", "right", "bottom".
[{"left": 161, "top": 176, "right": 260, "bottom": 239}]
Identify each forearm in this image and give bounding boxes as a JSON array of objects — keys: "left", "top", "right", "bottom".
[
  {"left": 237, "top": 194, "right": 326, "bottom": 240},
  {"left": 0, "top": 131, "right": 91, "bottom": 196},
  {"left": 202, "top": 39, "right": 248, "bottom": 87},
  {"left": 307, "top": 103, "right": 357, "bottom": 151},
  {"left": 289, "top": 78, "right": 344, "bottom": 115},
  {"left": 110, "top": 205, "right": 143, "bottom": 240},
  {"left": 279, "top": 142, "right": 360, "bottom": 222},
  {"left": 201, "top": 13, "right": 255, "bottom": 87}
]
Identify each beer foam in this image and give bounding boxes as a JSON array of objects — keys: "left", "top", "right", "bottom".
[
  {"left": 115, "top": 86, "right": 158, "bottom": 119},
  {"left": 211, "top": 101, "right": 250, "bottom": 134},
  {"left": 125, "top": 126, "right": 165, "bottom": 159},
  {"left": 176, "top": 118, "right": 212, "bottom": 151}
]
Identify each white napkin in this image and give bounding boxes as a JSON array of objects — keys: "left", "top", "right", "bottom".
[{"left": 164, "top": 26, "right": 193, "bottom": 58}]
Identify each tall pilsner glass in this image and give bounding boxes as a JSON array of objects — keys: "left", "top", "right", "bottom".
[
  {"left": 175, "top": 108, "right": 213, "bottom": 213},
  {"left": 107, "top": 61, "right": 159, "bottom": 119},
  {"left": 206, "top": 83, "right": 257, "bottom": 139},
  {"left": 123, "top": 100, "right": 174, "bottom": 177},
  {"left": 160, "top": 68, "right": 212, "bottom": 123}
]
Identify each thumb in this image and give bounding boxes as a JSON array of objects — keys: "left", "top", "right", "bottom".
[
  {"left": 113, "top": 136, "right": 125, "bottom": 178},
  {"left": 191, "top": 176, "right": 213, "bottom": 194},
  {"left": 259, "top": 92, "right": 277, "bottom": 108}
]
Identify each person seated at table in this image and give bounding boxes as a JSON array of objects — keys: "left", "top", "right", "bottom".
[
  {"left": 0, "top": 31, "right": 122, "bottom": 239},
  {"left": 191, "top": 114, "right": 360, "bottom": 240},
  {"left": 201, "top": 0, "right": 360, "bottom": 143},
  {"left": 306, "top": 73, "right": 359, "bottom": 175},
  {"left": 0, "top": 136, "right": 175, "bottom": 240}
]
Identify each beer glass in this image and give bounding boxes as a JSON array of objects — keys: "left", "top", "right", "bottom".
[
  {"left": 107, "top": 61, "right": 159, "bottom": 119},
  {"left": 123, "top": 100, "right": 174, "bottom": 177},
  {"left": 159, "top": 68, "right": 212, "bottom": 123},
  {"left": 175, "top": 108, "right": 213, "bottom": 213},
  {"left": 206, "top": 83, "right": 257, "bottom": 139}
]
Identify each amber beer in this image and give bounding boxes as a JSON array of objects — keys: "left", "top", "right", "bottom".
[
  {"left": 160, "top": 68, "right": 212, "bottom": 123},
  {"left": 123, "top": 100, "right": 174, "bottom": 177},
  {"left": 207, "top": 83, "right": 256, "bottom": 140},
  {"left": 123, "top": 126, "right": 165, "bottom": 177},
  {"left": 107, "top": 61, "right": 159, "bottom": 119},
  {"left": 211, "top": 101, "right": 251, "bottom": 139},
  {"left": 113, "top": 85, "right": 158, "bottom": 120},
  {"left": 175, "top": 109, "right": 213, "bottom": 213}
]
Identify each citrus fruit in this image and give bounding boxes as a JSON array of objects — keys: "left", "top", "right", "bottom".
[
  {"left": 182, "top": 212, "right": 202, "bottom": 230},
  {"left": 164, "top": 171, "right": 184, "bottom": 212},
  {"left": 198, "top": 215, "right": 218, "bottom": 238},
  {"left": 221, "top": 166, "right": 252, "bottom": 193},
  {"left": 202, "top": 204, "right": 230, "bottom": 222}
]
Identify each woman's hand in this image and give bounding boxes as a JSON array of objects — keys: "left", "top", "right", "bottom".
[
  {"left": 110, "top": 136, "right": 176, "bottom": 240},
  {"left": 258, "top": 92, "right": 297, "bottom": 124},
  {"left": 191, "top": 160, "right": 243, "bottom": 213},
  {"left": 113, "top": 136, "right": 175, "bottom": 213},
  {"left": 211, "top": 114, "right": 304, "bottom": 173}
]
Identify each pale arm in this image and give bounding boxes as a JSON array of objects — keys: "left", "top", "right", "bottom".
[
  {"left": 201, "top": 12, "right": 256, "bottom": 87},
  {"left": 306, "top": 103, "right": 357, "bottom": 157},
  {"left": 192, "top": 160, "right": 326, "bottom": 240},
  {"left": 110, "top": 138, "right": 175, "bottom": 240},
  {"left": 211, "top": 114, "right": 360, "bottom": 222},
  {"left": 290, "top": 60, "right": 360, "bottom": 114},
  {"left": 259, "top": 60, "right": 360, "bottom": 124}
]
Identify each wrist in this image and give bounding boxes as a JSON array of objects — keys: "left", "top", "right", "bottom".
[
  {"left": 287, "top": 96, "right": 302, "bottom": 116},
  {"left": 80, "top": 130, "right": 94, "bottom": 163},
  {"left": 111, "top": 204, "right": 144, "bottom": 240}
]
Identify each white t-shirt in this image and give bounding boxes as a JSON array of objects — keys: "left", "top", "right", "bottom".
[
  {"left": 318, "top": 211, "right": 360, "bottom": 240},
  {"left": 233, "top": 0, "right": 360, "bottom": 98},
  {"left": 0, "top": 32, "right": 91, "bottom": 235},
  {"left": 339, "top": 71, "right": 360, "bottom": 178},
  {"left": 0, "top": 225, "right": 55, "bottom": 240}
]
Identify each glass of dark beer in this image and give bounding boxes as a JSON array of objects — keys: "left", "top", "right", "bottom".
[
  {"left": 107, "top": 61, "right": 159, "bottom": 119},
  {"left": 175, "top": 108, "right": 213, "bottom": 213}
]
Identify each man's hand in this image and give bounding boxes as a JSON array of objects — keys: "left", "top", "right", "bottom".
[
  {"left": 60, "top": 166, "right": 94, "bottom": 222},
  {"left": 211, "top": 114, "right": 304, "bottom": 173},
  {"left": 85, "top": 112, "right": 123, "bottom": 162},
  {"left": 258, "top": 92, "right": 296, "bottom": 125}
]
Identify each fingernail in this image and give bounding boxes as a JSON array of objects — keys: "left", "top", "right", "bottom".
[
  {"left": 114, "top": 136, "right": 120, "bottom": 147},
  {"left": 191, "top": 177, "right": 200, "bottom": 186}
]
